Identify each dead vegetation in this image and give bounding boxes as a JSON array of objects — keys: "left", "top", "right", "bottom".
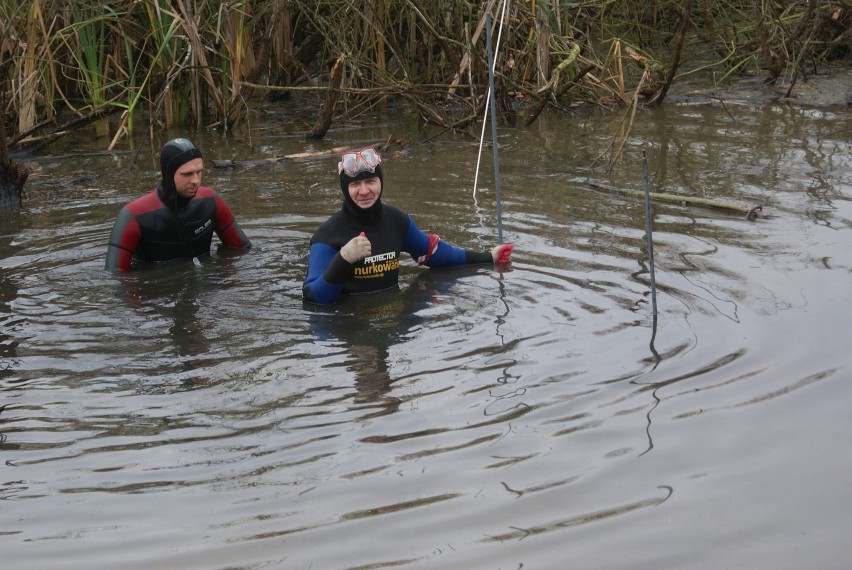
[{"left": 1, "top": 1, "right": 850, "bottom": 204}]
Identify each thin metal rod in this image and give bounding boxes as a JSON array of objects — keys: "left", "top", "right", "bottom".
[
  {"left": 485, "top": 12, "right": 504, "bottom": 244},
  {"left": 642, "top": 151, "right": 658, "bottom": 315},
  {"left": 473, "top": 0, "right": 508, "bottom": 201}
]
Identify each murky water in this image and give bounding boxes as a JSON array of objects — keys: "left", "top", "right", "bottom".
[{"left": 2, "top": 98, "right": 851, "bottom": 569}]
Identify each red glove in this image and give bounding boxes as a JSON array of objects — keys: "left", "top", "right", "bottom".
[{"left": 493, "top": 243, "right": 513, "bottom": 264}]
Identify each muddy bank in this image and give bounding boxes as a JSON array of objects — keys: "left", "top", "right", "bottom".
[{"left": 667, "top": 66, "right": 852, "bottom": 107}]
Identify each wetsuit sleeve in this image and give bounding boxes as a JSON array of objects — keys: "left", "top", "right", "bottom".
[
  {"left": 303, "top": 242, "right": 351, "bottom": 304},
  {"left": 402, "top": 216, "right": 493, "bottom": 267},
  {"left": 213, "top": 194, "right": 252, "bottom": 249},
  {"left": 105, "top": 207, "right": 140, "bottom": 272}
]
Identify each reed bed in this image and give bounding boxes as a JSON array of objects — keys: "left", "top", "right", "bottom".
[{"left": 1, "top": 0, "right": 849, "bottom": 150}]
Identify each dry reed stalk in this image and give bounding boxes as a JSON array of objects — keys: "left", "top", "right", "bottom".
[
  {"left": 140, "top": 1, "right": 181, "bottom": 127},
  {"left": 369, "top": 0, "right": 387, "bottom": 74},
  {"left": 448, "top": 0, "right": 497, "bottom": 98},
  {"left": 614, "top": 38, "right": 625, "bottom": 101},
  {"left": 222, "top": 0, "right": 253, "bottom": 126},
  {"left": 0, "top": 0, "right": 848, "bottom": 149},
  {"left": 536, "top": 5, "right": 551, "bottom": 89},
  {"left": 173, "top": 0, "right": 225, "bottom": 127},
  {"left": 407, "top": 0, "right": 462, "bottom": 76},
  {"left": 20, "top": 2, "right": 39, "bottom": 133}
]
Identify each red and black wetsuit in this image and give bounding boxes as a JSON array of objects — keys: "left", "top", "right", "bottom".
[{"left": 105, "top": 185, "right": 251, "bottom": 271}]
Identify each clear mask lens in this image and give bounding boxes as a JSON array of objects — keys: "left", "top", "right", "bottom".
[{"left": 339, "top": 148, "right": 381, "bottom": 175}]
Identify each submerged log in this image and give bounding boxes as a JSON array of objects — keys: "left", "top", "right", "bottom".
[
  {"left": 586, "top": 181, "right": 768, "bottom": 219},
  {"left": 212, "top": 137, "right": 396, "bottom": 171},
  {"left": 13, "top": 104, "right": 122, "bottom": 153},
  {"left": 307, "top": 55, "right": 345, "bottom": 140}
]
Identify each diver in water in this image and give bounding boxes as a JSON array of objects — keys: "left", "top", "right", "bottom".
[
  {"left": 303, "top": 146, "right": 512, "bottom": 304},
  {"left": 105, "top": 138, "right": 251, "bottom": 271}
]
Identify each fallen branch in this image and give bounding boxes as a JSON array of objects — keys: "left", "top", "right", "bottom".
[
  {"left": 212, "top": 137, "right": 395, "bottom": 171},
  {"left": 586, "top": 181, "right": 767, "bottom": 219},
  {"left": 13, "top": 104, "right": 123, "bottom": 152},
  {"left": 307, "top": 54, "right": 345, "bottom": 140}
]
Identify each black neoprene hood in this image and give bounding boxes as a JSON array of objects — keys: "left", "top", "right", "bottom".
[{"left": 159, "top": 138, "right": 203, "bottom": 195}]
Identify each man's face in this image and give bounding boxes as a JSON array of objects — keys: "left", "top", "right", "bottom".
[
  {"left": 173, "top": 158, "right": 203, "bottom": 199},
  {"left": 347, "top": 176, "right": 382, "bottom": 209}
]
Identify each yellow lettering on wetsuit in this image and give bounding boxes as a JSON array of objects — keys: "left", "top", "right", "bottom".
[{"left": 354, "top": 251, "right": 400, "bottom": 279}]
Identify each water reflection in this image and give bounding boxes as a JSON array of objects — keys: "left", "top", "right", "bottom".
[
  {"left": 0, "top": 273, "right": 19, "bottom": 381},
  {"left": 108, "top": 251, "right": 249, "bottom": 388},
  {"left": 117, "top": 267, "right": 210, "bottom": 356},
  {"left": 305, "top": 269, "right": 465, "bottom": 418}
]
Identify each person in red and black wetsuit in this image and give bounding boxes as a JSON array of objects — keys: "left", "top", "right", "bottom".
[
  {"left": 105, "top": 138, "right": 251, "bottom": 271},
  {"left": 303, "top": 147, "right": 513, "bottom": 304}
]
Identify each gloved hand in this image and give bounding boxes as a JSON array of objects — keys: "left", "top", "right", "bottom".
[
  {"left": 491, "top": 243, "right": 513, "bottom": 264},
  {"left": 340, "top": 232, "right": 371, "bottom": 264}
]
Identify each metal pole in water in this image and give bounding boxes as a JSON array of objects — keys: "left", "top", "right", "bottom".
[
  {"left": 642, "top": 151, "right": 658, "bottom": 315},
  {"left": 485, "top": 11, "right": 504, "bottom": 244}
]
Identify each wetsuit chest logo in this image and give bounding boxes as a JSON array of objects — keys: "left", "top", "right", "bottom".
[
  {"left": 194, "top": 219, "right": 213, "bottom": 235},
  {"left": 355, "top": 251, "right": 399, "bottom": 279}
]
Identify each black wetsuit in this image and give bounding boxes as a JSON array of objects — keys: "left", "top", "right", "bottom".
[{"left": 303, "top": 201, "right": 491, "bottom": 304}]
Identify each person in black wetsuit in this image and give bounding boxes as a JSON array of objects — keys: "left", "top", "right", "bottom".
[
  {"left": 303, "top": 147, "right": 513, "bottom": 304},
  {"left": 105, "top": 138, "right": 251, "bottom": 271}
]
